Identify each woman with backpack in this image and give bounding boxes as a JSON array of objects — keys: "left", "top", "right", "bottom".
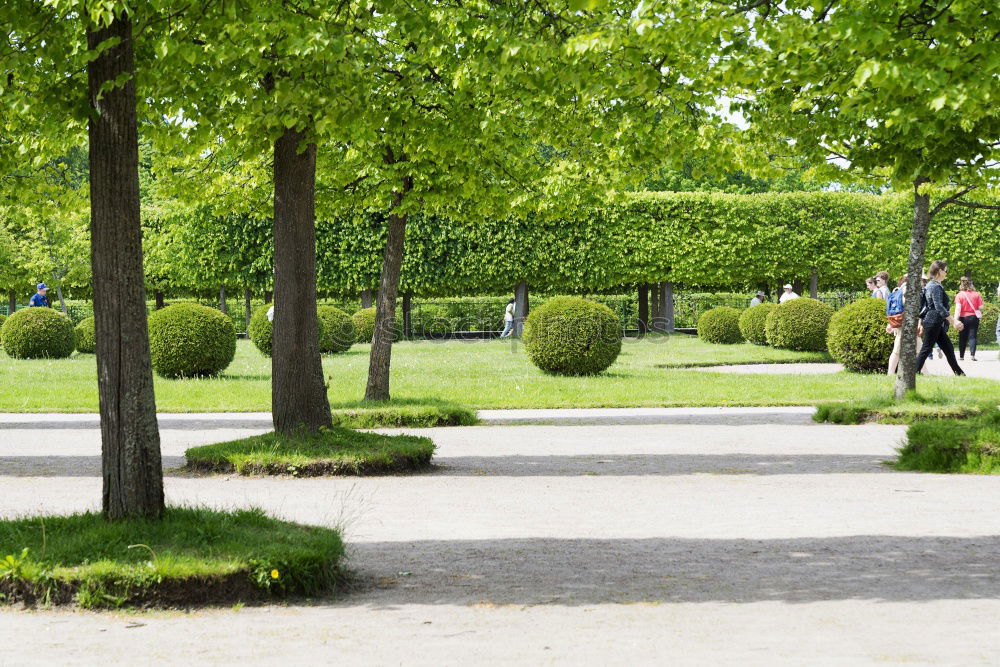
[
  {"left": 954, "top": 276, "right": 984, "bottom": 361},
  {"left": 886, "top": 276, "right": 909, "bottom": 376},
  {"left": 915, "top": 260, "right": 965, "bottom": 376}
]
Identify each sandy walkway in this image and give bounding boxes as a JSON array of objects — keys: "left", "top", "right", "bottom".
[
  {"left": 695, "top": 349, "right": 1000, "bottom": 378},
  {"left": 3, "top": 419, "right": 1000, "bottom": 664}
]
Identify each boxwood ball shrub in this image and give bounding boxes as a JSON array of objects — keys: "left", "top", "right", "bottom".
[
  {"left": 765, "top": 298, "right": 834, "bottom": 351},
  {"left": 353, "top": 307, "right": 376, "bottom": 343},
  {"left": 74, "top": 316, "right": 96, "bottom": 354},
  {"left": 698, "top": 306, "right": 743, "bottom": 344},
  {"left": 317, "top": 305, "right": 355, "bottom": 354},
  {"left": 249, "top": 304, "right": 326, "bottom": 357},
  {"left": 738, "top": 302, "right": 776, "bottom": 345},
  {"left": 1, "top": 307, "right": 75, "bottom": 359},
  {"left": 148, "top": 303, "right": 236, "bottom": 378},
  {"left": 826, "top": 298, "right": 894, "bottom": 373},
  {"left": 522, "top": 296, "right": 622, "bottom": 376}
]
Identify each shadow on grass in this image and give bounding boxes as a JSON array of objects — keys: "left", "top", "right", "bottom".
[{"left": 343, "top": 535, "right": 1000, "bottom": 606}]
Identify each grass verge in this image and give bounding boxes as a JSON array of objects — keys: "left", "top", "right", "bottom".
[
  {"left": 329, "top": 399, "right": 478, "bottom": 428},
  {"left": 895, "top": 408, "right": 1000, "bottom": 473},
  {"left": 0, "top": 507, "right": 344, "bottom": 609},
  {"left": 813, "top": 392, "right": 997, "bottom": 424},
  {"left": 185, "top": 427, "right": 435, "bottom": 476}
]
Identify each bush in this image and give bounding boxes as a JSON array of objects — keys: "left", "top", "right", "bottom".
[
  {"left": 148, "top": 303, "right": 236, "bottom": 378},
  {"left": 765, "top": 298, "right": 834, "bottom": 351},
  {"left": 249, "top": 304, "right": 327, "bottom": 357},
  {"left": 415, "top": 304, "right": 453, "bottom": 336},
  {"left": 738, "top": 302, "right": 776, "bottom": 345},
  {"left": 522, "top": 296, "right": 622, "bottom": 376},
  {"left": 74, "top": 316, "right": 96, "bottom": 354},
  {"left": 896, "top": 408, "right": 1000, "bottom": 474},
  {"left": 697, "top": 306, "right": 743, "bottom": 344},
  {"left": 317, "top": 306, "right": 355, "bottom": 354},
  {"left": 0, "top": 313, "right": 5, "bottom": 351},
  {"left": 353, "top": 307, "right": 376, "bottom": 343},
  {"left": 826, "top": 298, "right": 894, "bottom": 372},
  {"left": 0, "top": 308, "right": 75, "bottom": 359},
  {"left": 947, "top": 301, "right": 999, "bottom": 347}
]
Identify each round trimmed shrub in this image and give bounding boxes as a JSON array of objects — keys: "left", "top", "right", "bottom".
[
  {"left": 739, "top": 302, "right": 777, "bottom": 345},
  {"left": 249, "top": 304, "right": 326, "bottom": 357},
  {"left": 826, "top": 298, "right": 894, "bottom": 373},
  {"left": 765, "top": 298, "right": 834, "bottom": 351},
  {"left": 148, "top": 303, "right": 236, "bottom": 378},
  {"left": 0, "top": 308, "right": 75, "bottom": 359},
  {"left": 522, "top": 296, "right": 622, "bottom": 376},
  {"left": 317, "top": 306, "right": 355, "bottom": 354},
  {"left": 353, "top": 307, "right": 376, "bottom": 343},
  {"left": 947, "top": 301, "right": 999, "bottom": 347},
  {"left": 698, "top": 307, "right": 743, "bottom": 344},
  {"left": 74, "top": 316, "right": 96, "bottom": 354}
]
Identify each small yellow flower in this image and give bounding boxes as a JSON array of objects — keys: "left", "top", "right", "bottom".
[{"left": 270, "top": 569, "right": 280, "bottom": 579}]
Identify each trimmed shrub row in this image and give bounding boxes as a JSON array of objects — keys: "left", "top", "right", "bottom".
[{"left": 698, "top": 298, "right": 834, "bottom": 353}]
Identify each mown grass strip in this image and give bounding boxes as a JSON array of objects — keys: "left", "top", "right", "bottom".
[
  {"left": 813, "top": 392, "right": 996, "bottom": 425},
  {"left": 0, "top": 507, "right": 344, "bottom": 609},
  {"left": 329, "top": 399, "right": 477, "bottom": 428}
]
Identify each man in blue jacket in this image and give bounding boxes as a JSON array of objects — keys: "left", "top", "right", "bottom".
[{"left": 28, "top": 283, "right": 50, "bottom": 308}]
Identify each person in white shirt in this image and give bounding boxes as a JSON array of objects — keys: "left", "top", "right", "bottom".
[
  {"left": 499, "top": 298, "right": 516, "bottom": 338},
  {"left": 749, "top": 291, "right": 767, "bottom": 307},
  {"left": 778, "top": 284, "right": 799, "bottom": 304}
]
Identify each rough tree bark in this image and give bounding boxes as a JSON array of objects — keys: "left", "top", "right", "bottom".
[
  {"left": 514, "top": 280, "right": 529, "bottom": 336},
  {"left": 637, "top": 283, "right": 649, "bottom": 335},
  {"left": 895, "top": 180, "right": 933, "bottom": 399},
  {"left": 87, "top": 14, "right": 163, "bottom": 520},
  {"left": 271, "top": 128, "right": 331, "bottom": 431},
  {"left": 361, "top": 289, "right": 373, "bottom": 309},
  {"left": 365, "top": 172, "right": 413, "bottom": 401}
]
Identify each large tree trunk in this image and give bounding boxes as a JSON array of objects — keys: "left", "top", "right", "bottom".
[
  {"left": 895, "top": 180, "right": 933, "bottom": 399},
  {"left": 637, "top": 283, "right": 649, "bottom": 335},
  {"left": 271, "top": 128, "right": 331, "bottom": 432},
  {"left": 365, "top": 178, "right": 412, "bottom": 401},
  {"left": 514, "top": 280, "right": 529, "bottom": 336},
  {"left": 244, "top": 287, "right": 252, "bottom": 334},
  {"left": 87, "top": 15, "right": 163, "bottom": 520}
]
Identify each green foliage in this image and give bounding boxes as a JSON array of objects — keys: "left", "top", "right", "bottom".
[
  {"left": 248, "top": 305, "right": 274, "bottom": 357},
  {"left": 826, "top": 299, "right": 894, "bottom": 373},
  {"left": 765, "top": 298, "right": 834, "bottom": 352},
  {"left": 738, "top": 303, "right": 777, "bottom": 345},
  {"left": 148, "top": 303, "right": 236, "bottom": 378},
  {"left": 352, "top": 308, "right": 376, "bottom": 344},
  {"left": 0, "top": 314, "right": 5, "bottom": 350},
  {"left": 0, "top": 308, "right": 75, "bottom": 359},
  {"left": 0, "top": 507, "right": 344, "bottom": 608},
  {"left": 74, "top": 316, "right": 95, "bottom": 354},
  {"left": 185, "top": 427, "right": 435, "bottom": 476},
  {"left": 697, "top": 306, "right": 743, "bottom": 344},
  {"left": 896, "top": 409, "right": 1000, "bottom": 474},
  {"left": 522, "top": 296, "right": 622, "bottom": 376},
  {"left": 316, "top": 306, "right": 354, "bottom": 354}
]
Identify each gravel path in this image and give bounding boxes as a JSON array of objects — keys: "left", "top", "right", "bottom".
[
  {"left": 695, "top": 349, "right": 1000, "bottom": 378},
  {"left": 3, "top": 419, "right": 1000, "bottom": 664}
]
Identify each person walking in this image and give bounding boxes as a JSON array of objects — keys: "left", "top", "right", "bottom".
[
  {"left": 28, "top": 283, "right": 50, "bottom": 308},
  {"left": 499, "top": 298, "right": 516, "bottom": 338},
  {"left": 873, "top": 271, "right": 890, "bottom": 299},
  {"left": 749, "top": 291, "right": 767, "bottom": 307},
  {"left": 779, "top": 284, "right": 799, "bottom": 304},
  {"left": 915, "top": 260, "right": 964, "bottom": 376},
  {"left": 954, "top": 276, "right": 983, "bottom": 361}
]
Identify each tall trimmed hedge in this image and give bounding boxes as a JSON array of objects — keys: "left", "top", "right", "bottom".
[
  {"left": 148, "top": 303, "right": 236, "bottom": 378},
  {"left": 826, "top": 299, "right": 894, "bottom": 372},
  {"left": 739, "top": 302, "right": 776, "bottom": 345},
  {"left": 0, "top": 308, "right": 75, "bottom": 359},
  {"left": 765, "top": 298, "right": 834, "bottom": 351}
]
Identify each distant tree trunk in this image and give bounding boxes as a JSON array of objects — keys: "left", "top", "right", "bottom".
[
  {"left": 809, "top": 269, "right": 818, "bottom": 299},
  {"left": 402, "top": 292, "right": 412, "bottom": 339},
  {"left": 154, "top": 291, "right": 164, "bottom": 310},
  {"left": 361, "top": 289, "right": 374, "bottom": 309},
  {"left": 514, "top": 280, "right": 529, "bottom": 336},
  {"left": 244, "top": 287, "right": 252, "bottom": 334},
  {"left": 650, "top": 282, "right": 663, "bottom": 331},
  {"left": 793, "top": 279, "right": 803, "bottom": 295},
  {"left": 87, "top": 14, "right": 163, "bottom": 520},
  {"left": 264, "top": 289, "right": 272, "bottom": 304},
  {"left": 365, "top": 174, "right": 413, "bottom": 402},
  {"left": 7, "top": 290, "right": 15, "bottom": 315},
  {"left": 661, "top": 281, "right": 675, "bottom": 332},
  {"left": 219, "top": 285, "right": 227, "bottom": 314},
  {"left": 637, "top": 283, "right": 649, "bottom": 334},
  {"left": 896, "top": 180, "right": 933, "bottom": 399},
  {"left": 53, "top": 276, "right": 67, "bottom": 314},
  {"left": 271, "top": 128, "right": 331, "bottom": 432}
]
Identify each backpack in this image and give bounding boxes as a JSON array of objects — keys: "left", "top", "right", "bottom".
[{"left": 885, "top": 288, "right": 904, "bottom": 317}]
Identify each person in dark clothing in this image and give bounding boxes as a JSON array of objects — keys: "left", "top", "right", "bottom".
[
  {"left": 28, "top": 283, "right": 50, "bottom": 308},
  {"left": 915, "top": 261, "right": 965, "bottom": 376}
]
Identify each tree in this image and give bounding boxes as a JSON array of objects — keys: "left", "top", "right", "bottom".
[{"left": 708, "top": 0, "right": 1000, "bottom": 397}]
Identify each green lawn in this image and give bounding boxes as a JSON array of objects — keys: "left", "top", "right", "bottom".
[{"left": 0, "top": 335, "right": 996, "bottom": 412}]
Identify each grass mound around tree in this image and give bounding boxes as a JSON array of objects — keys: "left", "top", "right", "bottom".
[
  {"left": 74, "top": 316, "right": 96, "bottom": 354},
  {"left": 148, "top": 303, "right": 237, "bottom": 378},
  {"left": 522, "top": 296, "right": 622, "bottom": 376},
  {"left": 765, "top": 298, "right": 834, "bottom": 351},
  {"left": 826, "top": 298, "right": 894, "bottom": 372},
  {"left": 0, "top": 506, "right": 344, "bottom": 609},
  {"left": 329, "top": 399, "right": 478, "bottom": 428},
  {"left": 895, "top": 408, "right": 1000, "bottom": 473},
  {"left": 317, "top": 306, "right": 355, "bottom": 354},
  {"left": 0, "top": 308, "right": 75, "bottom": 360},
  {"left": 185, "top": 427, "right": 436, "bottom": 476},
  {"left": 813, "top": 392, "right": 994, "bottom": 424},
  {"left": 697, "top": 306, "right": 743, "bottom": 344},
  {"left": 738, "top": 302, "right": 776, "bottom": 345}
]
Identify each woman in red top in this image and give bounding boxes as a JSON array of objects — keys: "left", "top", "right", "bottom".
[{"left": 954, "top": 276, "right": 984, "bottom": 361}]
